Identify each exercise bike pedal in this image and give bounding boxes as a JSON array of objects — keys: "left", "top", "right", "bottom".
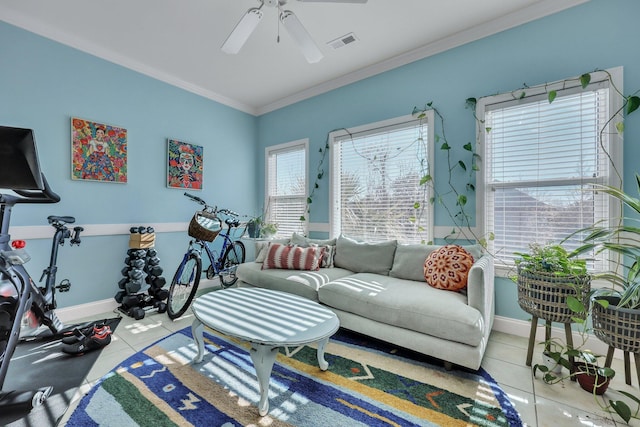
[
  {"left": 56, "top": 279, "right": 71, "bottom": 292},
  {"left": 0, "top": 386, "right": 53, "bottom": 410}
]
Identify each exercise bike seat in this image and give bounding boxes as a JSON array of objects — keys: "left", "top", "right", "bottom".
[{"left": 47, "top": 215, "right": 75, "bottom": 225}]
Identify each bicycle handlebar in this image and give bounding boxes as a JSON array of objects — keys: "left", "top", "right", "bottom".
[{"left": 183, "top": 192, "right": 239, "bottom": 218}]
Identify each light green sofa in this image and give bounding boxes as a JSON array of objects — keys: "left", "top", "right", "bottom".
[{"left": 236, "top": 235, "right": 495, "bottom": 370}]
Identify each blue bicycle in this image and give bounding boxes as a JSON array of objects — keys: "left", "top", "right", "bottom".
[{"left": 166, "top": 193, "right": 246, "bottom": 319}]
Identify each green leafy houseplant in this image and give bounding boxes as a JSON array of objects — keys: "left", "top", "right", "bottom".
[
  {"left": 533, "top": 313, "right": 615, "bottom": 396},
  {"left": 572, "top": 174, "right": 640, "bottom": 310},
  {"left": 514, "top": 243, "right": 588, "bottom": 277}
]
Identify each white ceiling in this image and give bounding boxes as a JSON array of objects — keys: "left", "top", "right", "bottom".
[{"left": 0, "top": 0, "right": 587, "bottom": 115}]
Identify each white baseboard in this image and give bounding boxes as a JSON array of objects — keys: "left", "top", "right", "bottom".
[
  {"left": 55, "top": 278, "right": 220, "bottom": 323},
  {"left": 55, "top": 298, "right": 120, "bottom": 323}
]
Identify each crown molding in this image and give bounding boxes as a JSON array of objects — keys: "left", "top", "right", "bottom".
[
  {"left": 256, "top": 0, "right": 589, "bottom": 115},
  {"left": 1, "top": 0, "right": 588, "bottom": 117}
]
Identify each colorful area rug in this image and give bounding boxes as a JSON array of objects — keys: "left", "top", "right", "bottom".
[{"left": 67, "top": 327, "right": 522, "bottom": 426}]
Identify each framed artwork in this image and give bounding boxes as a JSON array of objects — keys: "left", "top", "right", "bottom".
[
  {"left": 167, "top": 139, "right": 203, "bottom": 189},
  {"left": 71, "top": 117, "right": 127, "bottom": 183}
]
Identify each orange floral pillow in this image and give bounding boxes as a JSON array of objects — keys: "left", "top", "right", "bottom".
[{"left": 423, "top": 245, "right": 474, "bottom": 291}]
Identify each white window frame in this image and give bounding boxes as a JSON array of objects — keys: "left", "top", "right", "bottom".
[
  {"left": 329, "top": 113, "right": 435, "bottom": 243},
  {"left": 476, "top": 67, "right": 624, "bottom": 277},
  {"left": 264, "top": 139, "right": 309, "bottom": 237}
]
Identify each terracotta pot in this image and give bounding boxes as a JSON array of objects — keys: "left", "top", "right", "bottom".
[{"left": 575, "top": 363, "right": 610, "bottom": 395}]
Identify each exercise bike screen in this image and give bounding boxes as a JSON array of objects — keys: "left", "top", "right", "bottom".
[{"left": 0, "top": 126, "right": 44, "bottom": 191}]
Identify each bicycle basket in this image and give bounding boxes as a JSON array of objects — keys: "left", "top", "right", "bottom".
[{"left": 188, "top": 210, "right": 222, "bottom": 242}]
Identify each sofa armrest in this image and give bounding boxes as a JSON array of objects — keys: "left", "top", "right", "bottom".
[{"left": 466, "top": 254, "right": 495, "bottom": 332}]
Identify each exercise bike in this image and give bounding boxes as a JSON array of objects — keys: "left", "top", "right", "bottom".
[{"left": 0, "top": 126, "right": 83, "bottom": 410}]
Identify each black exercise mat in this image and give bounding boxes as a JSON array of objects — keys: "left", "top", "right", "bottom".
[{"left": 0, "top": 316, "right": 121, "bottom": 426}]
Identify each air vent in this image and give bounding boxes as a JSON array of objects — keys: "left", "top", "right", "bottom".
[{"left": 327, "top": 33, "right": 359, "bottom": 50}]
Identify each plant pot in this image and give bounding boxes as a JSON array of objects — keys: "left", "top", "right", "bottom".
[
  {"left": 247, "top": 222, "right": 261, "bottom": 238},
  {"left": 592, "top": 295, "right": 640, "bottom": 353},
  {"left": 542, "top": 352, "right": 563, "bottom": 375},
  {"left": 516, "top": 267, "right": 591, "bottom": 323},
  {"left": 575, "top": 363, "right": 610, "bottom": 395}
]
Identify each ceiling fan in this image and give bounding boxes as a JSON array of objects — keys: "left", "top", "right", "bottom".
[{"left": 221, "top": 0, "right": 368, "bottom": 63}]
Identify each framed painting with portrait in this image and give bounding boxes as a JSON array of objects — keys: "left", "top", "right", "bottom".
[
  {"left": 167, "top": 139, "right": 203, "bottom": 189},
  {"left": 71, "top": 117, "right": 127, "bottom": 183}
]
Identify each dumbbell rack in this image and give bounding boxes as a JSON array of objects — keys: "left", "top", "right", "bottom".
[{"left": 115, "top": 226, "right": 168, "bottom": 320}]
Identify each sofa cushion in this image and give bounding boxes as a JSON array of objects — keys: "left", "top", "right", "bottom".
[
  {"left": 262, "top": 243, "right": 324, "bottom": 271},
  {"left": 333, "top": 235, "right": 397, "bottom": 275},
  {"left": 423, "top": 245, "right": 474, "bottom": 291},
  {"left": 390, "top": 243, "right": 483, "bottom": 282},
  {"left": 254, "top": 238, "right": 290, "bottom": 263},
  {"left": 290, "top": 233, "right": 336, "bottom": 267},
  {"left": 318, "top": 273, "right": 483, "bottom": 347},
  {"left": 237, "top": 262, "right": 354, "bottom": 301},
  {"left": 290, "top": 232, "right": 336, "bottom": 247}
]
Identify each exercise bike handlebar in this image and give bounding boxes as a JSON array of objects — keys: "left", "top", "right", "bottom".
[{"left": 8, "top": 174, "right": 60, "bottom": 204}]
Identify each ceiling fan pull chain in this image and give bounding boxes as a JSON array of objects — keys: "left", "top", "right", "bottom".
[{"left": 277, "top": 4, "right": 283, "bottom": 44}]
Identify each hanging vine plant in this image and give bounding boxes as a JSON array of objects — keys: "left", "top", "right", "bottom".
[{"left": 412, "top": 102, "right": 489, "bottom": 246}]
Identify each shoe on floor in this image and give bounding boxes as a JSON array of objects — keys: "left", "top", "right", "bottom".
[
  {"left": 61, "top": 322, "right": 110, "bottom": 345},
  {"left": 62, "top": 326, "right": 112, "bottom": 355}
]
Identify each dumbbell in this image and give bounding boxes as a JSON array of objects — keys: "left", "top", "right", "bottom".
[
  {"left": 149, "top": 287, "right": 169, "bottom": 301},
  {"left": 154, "top": 301, "right": 167, "bottom": 314},
  {"left": 127, "top": 306, "right": 145, "bottom": 320},
  {"left": 128, "top": 258, "right": 146, "bottom": 269},
  {"left": 121, "top": 294, "right": 142, "bottom": 309},
  {"left": 128, "top": 269, "right": 144, "bottom": 281},
  {"left": 127, "top": 249, "right": 147, "bottom": 258},
  {"left": 125, "top": 280, "right": 143, "bottom": 294},
  {"left": 148, "top": 265, "right": 163, "bottom": 277},
  {"left": 114, "top": 290, "right": 125, "bottom": 304},
  {"left": 146, "top": 256, "right": 160, "bottom": 266}
]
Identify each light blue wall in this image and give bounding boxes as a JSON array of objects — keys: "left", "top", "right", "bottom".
[
  {"left": 257, "top": 0, "right": 640, "bottom": 320},
  {"left": 1, "top": 22, "right": 258, "bottom": 307},
  {"left": 4, "top": 0, "right": 640, "bottom": 319}
]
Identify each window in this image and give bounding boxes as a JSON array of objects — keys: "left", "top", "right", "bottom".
[
  {"left": 477, "top": 68, "right": 623, "bottom": 272},
  {"left": 330, "top": 114, "right": 434, "bottom": 243},
  {"left": 265, "top": 140, "right": 308, "bottom": 238}
]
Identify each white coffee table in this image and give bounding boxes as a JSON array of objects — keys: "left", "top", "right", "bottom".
[{"left": 191, "top": 287, "right": 340, "bottom": 416}]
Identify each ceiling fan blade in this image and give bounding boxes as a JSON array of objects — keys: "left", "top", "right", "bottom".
[
  {"left": 280, "top": 10, "right": 323, "bottom": 63},
  {"left": 221, "top": 8, "right": 263, "bottom": 54},
  {"left": 297, "top": 0, "right": 368, "bottom": 3}
]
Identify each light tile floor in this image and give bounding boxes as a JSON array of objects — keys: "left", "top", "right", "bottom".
[{"left": 57, "top": 296, "right": 640, "bottom": 426}]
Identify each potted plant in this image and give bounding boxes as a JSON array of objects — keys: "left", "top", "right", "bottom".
[
  {"left": 571, "top": 176, "right": 640, "bottom": 358},
  {"left": 514, "top": 243, "right": 591, "bottom": 324},
  {"left": 532, "top": 294, "right": 615, "bottom": 395},
  {"left": 246, "top": 216, "right": 262, "bottom": 238}
]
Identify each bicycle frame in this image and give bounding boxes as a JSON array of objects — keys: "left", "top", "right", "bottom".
[{"left": 183, "top": 227, "right": 235, "bottom": 276}]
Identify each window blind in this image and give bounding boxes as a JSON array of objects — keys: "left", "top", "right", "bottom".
[
  {"left": 266, "top": 142, "right": 306, "bottom": 237},
  {"left": 484, "top": 86, "right": 611, "bottom": 267},
  {"left": 331, "top": 118, "right": 431, "bottom": 243}
]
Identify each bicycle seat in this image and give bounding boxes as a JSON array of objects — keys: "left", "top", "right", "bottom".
[
  {"left": 48, "top": 215, "right": 75, "bottom": 225},
  {"left": 225, "top": 218, "right": 240, "bottom": 227}
]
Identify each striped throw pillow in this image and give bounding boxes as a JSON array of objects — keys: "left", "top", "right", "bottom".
[{"left": 262, "top": 243, "right": 325, "bottom": 271}]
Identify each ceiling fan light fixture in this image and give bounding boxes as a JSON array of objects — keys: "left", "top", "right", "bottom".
[
  {"left": 280, "top": 10, "right": 323, "bottom": 63},
  {"left": 221, "top": 7, "right": 263, "bottom": 54}
]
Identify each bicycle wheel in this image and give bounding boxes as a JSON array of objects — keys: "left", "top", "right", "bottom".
[
  {"left": 167, "top": 252, "right": 202, "bottom": 319},
  {"left": 219, "top": 241, "right": 245, "bottom": 288}
]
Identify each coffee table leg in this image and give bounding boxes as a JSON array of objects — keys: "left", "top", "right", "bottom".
[
  {"left": 192, "top": 319, "right": 204, "bottom": 363},
  {"left": 317, "top": 337, "right": 330, "bottom": 371},
  {"left": 249, "top": 344, "right": 278, "bottom": 416}
]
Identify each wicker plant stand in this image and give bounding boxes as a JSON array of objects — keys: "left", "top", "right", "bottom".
[
  {"left": 592, "top": 295, "right": 640, "bottom": 387},
  {"left": 517, "top": 267, "right": 591, "bottom": 371}
]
